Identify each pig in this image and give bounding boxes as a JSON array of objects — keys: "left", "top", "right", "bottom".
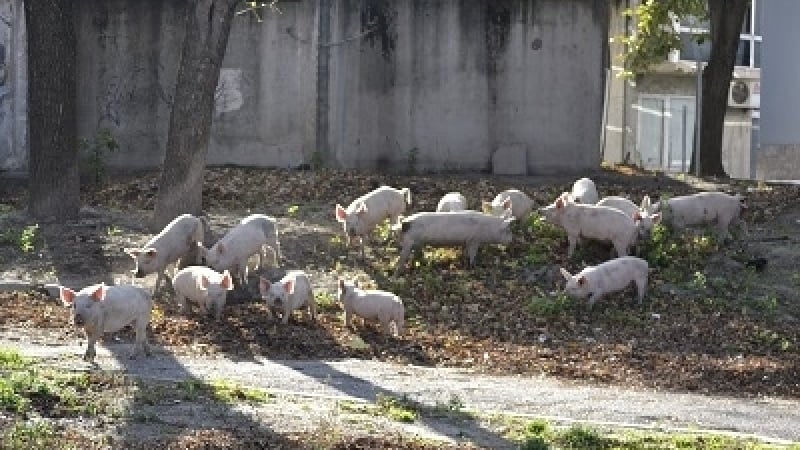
[
  {"left": 539, "top": 197, "right": 639, "bottom": 259},
  {"left": 124, "top": 214, "right": 206, "bottom": 293},
  {"left": 197, "top": 214, "right": 278, "bottom": 286},
  {"left": 596, "top": 196, "right": 662, "bottom": 241},
  {"left": 335, "top": 185, "right": 413, "bottom": 255},
  {"left": 258, "top": 270, "right": 317, "bottom": 324},
  {"left": 565, "top": 177, "right": 599, "bottom": 204},
  {"left": 392, "top": 211, "right": 514, "bottom": 275},
  {"left": 652, "top": 192, "right": 747, "bottom": 240},
  {"left": 436, "top": 192, "right": 468, "bottom": 212},
  {"left": 172, "top": 266, "right": 234, "bottom": 321},
  {"left": 482, "top": 189, "right": 533, "bottom": 221},
  {"left": 337, "top": 279, "right": 404, "bottom": 336},
  {"left": 560, "top": 256, "right": 649, "bottom": 306},
  {"left": 59, "top": 283, "right": 153, "bottom": 361},
  {"left": 240, "top": 214, "right": 282, "bottom": 267}
]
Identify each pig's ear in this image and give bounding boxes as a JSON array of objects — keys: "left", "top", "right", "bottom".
[
  {"left": 200, "top": 276, "right": 210, "bottom": 290},
  {"left": 221, "top": 270, "right": 234, "bottom": 290},
  {"left": 501, "top": 197, "right": 513, "bottom": 210},
  {"left": 144, "top": 248, "right": 157, "bottom": 258},
  {"left": 90, "top": 284, "right": 107, "bottom": 302},
  {"left": 335, "top": 204, "right": 347, "bottom": 222},
  {"left": 59, "top": 287, "right": 76, "bottom": 306},
  {"left": 355, "top": 202, "right": 368, "bottom": 216},
  {"left": 556, "top": 198, "right": 565, "bottom": 209},
  {"left": 651, "top": 213, "right": 662, "bottom": 224},
  {"left": 124, "top": 248, "right": 140, "bottom": 257},
  {"left": 577, "top": 276, "right": 588, "bottom": 287},
  {"left": 283, "top": 280, "right": 294, "bottom": 294},
  {"left": 559, "top": 268, "right": 572, "bottom": 280},
  {"left": 259, "top": 276, "right": 270, "bottom": 292}
]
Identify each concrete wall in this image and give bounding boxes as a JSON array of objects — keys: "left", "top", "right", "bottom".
[
  {"left": 2, "top": 0, "right": 608, "bottom": 175},
  {"left": 0, "top": 0, "right": 26, "bottom": 173},
  {"left": 759, "top": 0, "right": 800, "bottom": 180}
]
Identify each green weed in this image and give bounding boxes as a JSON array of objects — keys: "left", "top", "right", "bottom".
[
  {"left": 79, "top": 128, "right": 119, "bottom": 187},
  {"left": 528, "top": 291, "right": 574, "bottom": 317},
  {"left": 2, "top": 421, "right": 60, "bottom": 450},
  {"left": 376, "top": 394, "right": 418, "bottom": 423}
]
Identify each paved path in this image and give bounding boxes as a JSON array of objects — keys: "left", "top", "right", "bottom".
[{"left": 1, "top": 334, "right": 797, "bottom": 446}]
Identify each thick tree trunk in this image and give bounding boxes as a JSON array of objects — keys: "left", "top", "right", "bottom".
[
  {"left": 152, "top": 0, "right": 239, "bottom": 230},
  {"left": 692, "top": 0, "right": 749, "bottom": 177},
  {"left": 25, "top": 0, "right": 79, "bottom": 220}
]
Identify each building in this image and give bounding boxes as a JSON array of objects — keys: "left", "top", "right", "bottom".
[{"left": 604, "top": 0, "right": 762, "bottom": 179}]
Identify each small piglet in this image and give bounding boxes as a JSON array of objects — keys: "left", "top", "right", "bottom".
[
  {"left": 539, "top": 196, "right": 639, "bottom": 258},
  {"left": 566, "top": 177, "right": 599, "bottom": 204},
  {"left": 198, "top": 214, "right": 279, "bottom": 286},
  {"left": 482, "top": 189, "right": 533, "bottom": 221},
  {"left": 654, "top": 192, "right": 747, "bottom": 239},
  {"left": 172, "top": 266, "right": 234, "bottom": 321},
  {"left": 436, "top": 192, "right": 468, "bottom": 212},
  {"left": 60, "top": 283, "right": 153, "bottom": 361},
  {"left": 259, "top": 270, "right": 317, "bottom": 324},
  {"left": 125, "top": 214, "right": 206, "bottom": 292},
  {"left": 596, "top": 196, "right": 662, "bottom": 240},
  {"left": 392, "top": 211, "right": 514, "bottom": 274},
  {"left": 335, "top": 185, "right": 412, "bottom": 251},
  {"left": 560, "top": 256, "right": 649, "bottom": 306},
  {"left": 338, "top": 279, "right": 404, "bottom": 336}
]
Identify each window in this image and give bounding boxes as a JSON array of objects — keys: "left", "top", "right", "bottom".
[
  {"left": 636, "top": 95, "right": 695, "bottom": 172},
  {"left": 675, "top": 0, "right": 761, "bottom": 68}
]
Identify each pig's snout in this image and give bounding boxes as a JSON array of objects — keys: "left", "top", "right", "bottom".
[{"left": 73, "top": 314, "right": 85, "bottom": 326}]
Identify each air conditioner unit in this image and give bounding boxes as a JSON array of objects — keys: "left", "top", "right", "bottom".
[{"left": 728, "top": 80, "right": 760, "bottom": 109}]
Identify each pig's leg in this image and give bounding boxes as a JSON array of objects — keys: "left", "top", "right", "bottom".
[
  {"left": 154, "top": 270, "right": 165, "bottom": 294},
  {"left": 613, "top": 239, "right": 628, "bottom": 258},
  {"left": 635, "top": 276, "right": 647, "bottom": 303},
  {"left": 394, "top": 314, "right": 405, "bottom": 335},
  {"left": 130, "top": 318, "right": 148, "bottom": 359},
  {"left": 567, "top": 235, "right": 578, "bottom": 258},
  {"left": 395, "top": 244, "right": 413, "bottom": 276},
  {"left": 466, "top": 242, "right": 480, "bottom": 267},
  {"left": 282, "top": 300, "right": 291, "bottom": 325},
  {"left": 344, "top": 308, "right": 353, "bottom": 328},
  {"left": 84, "top": 330, "right": 100, "bottom": 361},
  {"left": 308, "top": 296, "right": 318, "bottom": 322},
  {"left": 177, "top": 294, "right": 190, "bottom": 316}
]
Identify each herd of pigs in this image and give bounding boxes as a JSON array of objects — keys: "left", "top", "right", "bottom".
[{"left": 57, "top": 177, "right": 747, "bottom": 362}]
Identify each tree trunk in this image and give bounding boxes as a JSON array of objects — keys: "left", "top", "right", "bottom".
[
  {"left": 25, "top": 0, "right": 79, "bottom": 220},
  {"left": 152, "top": 0, "right": 239, "bottom": 230},
  {"left": 692, "top": 0, "right": 749, "bottom": 177}
]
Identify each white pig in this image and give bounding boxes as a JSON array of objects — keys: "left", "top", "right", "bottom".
[
  {"left": 59, "top": 283, "right": 153, "bottom": 361},
  {"left": 560, "top": 256, "right": 649, "bottom": 306},
  {"left": 392, "top": 211, "right": 514, "bottom": 274},
  {"left": 198, "top": 214, "right": 277, "bottom": 286},
  {"left": 259, "top": 270, "right": 317, "bottom": 324},
  {"left": 436, "top": 192, "right": 468, "bottom": 212},
  {"left": 566, "top": 177, "right": 599, "bottom": 204},
  {"left": 125, "top": 214, "right": 206, "bottom": 292},
  {"left": 482, "top": 189, "right": 533, "bottom": 221},
  {"left": 596, "top": 196, "right": 662, "bottom": 240},
  {"left": 172, "top": 266, "right": 234, "bottom": 321},
  {"left": 653, "top": 192, "right": 747, "bottom": 240},
  {"left": 337, "top": 279, "right": 404, "bottom": 336},
  {"left": 539, "top": 197, "right": 639, "bottom": 258},
  {"left": 335, "top": 185, "right": 412, "bottom": 253},
  {"left": 240, "top": 214, "right": 281, "bottom": 267}
]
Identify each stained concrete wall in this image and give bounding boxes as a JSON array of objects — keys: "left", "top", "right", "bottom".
[
  {"left": 2, "top": 0, "right": 608, "bottom": 175},
  {"left": 758, "top": 0, "right": 800, "bottom": 180},
  {"left": 0, "top": 0, "right": 26, "bottom": 174}
]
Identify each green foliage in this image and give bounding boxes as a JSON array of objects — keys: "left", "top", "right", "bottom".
[
  {"left": 557, "top": 426, "right": 609, "bottom": 449},
  {"left": 615, "top": 0, "right": 707, "bottom": 77},
  {"left": 529, "top": 290, "right": 574, "bottom": 317},
  {"left": 376, "top": 394, "right": 418, "bottom": 423},
  {"left": 2, "top": 421, "right": 60, "bottom": 450},
  {"left": 79, "top": 128, "right": 119, "bottom": 187},
  {"left": 524, "top": 215, "right": 562, "bottom": 266},
  {"left": 0, "top": 225, "right": 41, "bottom": 253},
  {"left": 287, "top": 204, "right": 300, "bottom": 217},
  {"left": 178, "top": 378, "right": 272, "bottom": 404}
]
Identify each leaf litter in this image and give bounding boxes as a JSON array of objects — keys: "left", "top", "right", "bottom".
[{"left": 1, "top": 167, "right": 799, "bottom": 401}]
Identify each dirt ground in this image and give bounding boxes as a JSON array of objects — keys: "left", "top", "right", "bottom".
[{"left": 1, "top": 167, "right": 799, "bottom": 399}]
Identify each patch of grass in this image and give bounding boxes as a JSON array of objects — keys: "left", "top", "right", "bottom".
[
  {"left": 528, "top": 290, "right": 575, "bottom": 317},
  {"left": 315, "top": 291, "right": 339, "bottom": 312},
  {"left": 523, "top": 215, "right": 562, "bottom": 266},
  {"left": 0, "top": 224, "right": 41, "bottom": 253},
  {"left": 287, "top": 204, "right": 300, "bottom": 217},
  {"left": 1, "top": 421, "right": 62, "bottom": 450},
  {"left": 178, "top": 378, "right": 273, "bottom": 404},
  {"left": 376, "top": 394, "right": 418, "bottom": 423},
  {"left": 0, "top": 348, "right": 30, "bottom": 370}
]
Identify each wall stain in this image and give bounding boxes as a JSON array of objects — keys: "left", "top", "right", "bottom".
[{"left": 360, "top": 0, "right": 396, "bottom": 61}]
